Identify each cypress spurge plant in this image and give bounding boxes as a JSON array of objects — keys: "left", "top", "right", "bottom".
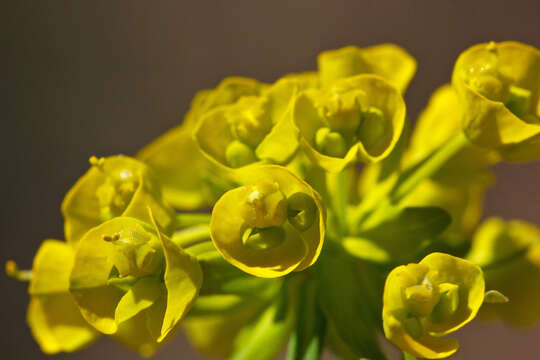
[{"left": 7, "top": 41, "right": 540, "bottom": 359}]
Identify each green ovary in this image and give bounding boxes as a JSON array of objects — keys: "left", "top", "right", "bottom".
[
  {"left": 356, "top": 106, "right": 388, "bottom": 154},
  {"left": 225, "top": 140, "right": 256, "bottom": 168},
  {"left": 315, "top": 127, "right": 347, "bottom": 157},
  {"left": 506, "top": 85, "right": 532, "bottom": 118},
  {"left": 286, "top": 192, "right": 318, "bottom": 232},
  {"left": 322, "top": 90, "right": 364, "bottom": 132},
  {"left": 103, "top": 230, "right": 162, "bottom": 278},
  {"left": 430, "top": 283, "right": 460, "bottom": 322}
]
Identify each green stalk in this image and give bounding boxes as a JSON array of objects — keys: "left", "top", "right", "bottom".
[
  {"left": 390, "top": 131, "right": 469, "bottom": 203},
  {"left": 175, "top": 212, "right": 211, "bottom": 229},
  {"left": 171, "top": 224, "right": 211, "bottom": 249},
  {"left": 327, "top": 167, "right": 351, "bottom": 236}
]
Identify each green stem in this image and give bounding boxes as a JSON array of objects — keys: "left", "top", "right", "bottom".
[
  {"left": 391, "top": 131, "right": 469, "bottom": 203},
  {"left": 350, "top": 132, "right": 470, "bottom": 233},
  {"left": 327, "top": 167, "right": 351, "bottom": 236},
  {"left": 171, "top": 224, "right": 211, "bottom": 249},
  {"left": 175, "top": 212, "right": 211, "bottom": 229}
]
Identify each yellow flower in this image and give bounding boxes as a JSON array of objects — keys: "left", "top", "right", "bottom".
[
  {"left": 62, "top": 155, "right": 174, "bottom": 244},
  {"left": 69, "top": 216, "right": 202, "bottom": 356},
  {"left": 452, "top": 41, "right": 540, "bottom": 161},
  {"left": 383, "top": 253, "right": 485, "bottom": 359},
  {"left": 210, "top": 165, "right": 325, "bottom": 277},
  {"left": 294, "top": 74, "right": 406, "bottom": 172},
  {"left": 194, "top": 74, "right": 316, "bottom": 169}
]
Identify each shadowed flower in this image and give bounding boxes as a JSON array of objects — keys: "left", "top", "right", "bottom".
[
  {"left": 383, "top": 253, "right": 485, "bottom": 359},
  {"left": 468, "top": 217, "right": 540, "bottom": 327}
]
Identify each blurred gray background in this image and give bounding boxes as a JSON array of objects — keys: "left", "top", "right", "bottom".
[{"left": 2, "top": 1, "right": 540, "bottom": 359}]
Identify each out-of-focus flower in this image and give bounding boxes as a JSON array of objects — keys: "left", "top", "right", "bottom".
[
  {"left": 138, "top": 77, "right": 264, "bottom": 209},
  {"left": 6, "top": 240, "right": 100, "bottom": 354},
  {"left": 383, "top": 253, "right": 485, "bottom": 359},
  {"left": 468, "top": 217, "right": 540, "bottom": 327},
  {"left": 452, "top": 41, "right": 540, "bottom": 161}
]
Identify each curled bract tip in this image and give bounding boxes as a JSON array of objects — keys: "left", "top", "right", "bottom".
[
  {"left": 383, "top": 253, "right": 485, "bottom": 359},
  {"left": 210, "top": 165, "right": 325, "bottom": 278}
]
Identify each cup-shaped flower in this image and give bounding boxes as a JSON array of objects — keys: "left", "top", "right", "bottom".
[
  {"left": 138, "top": 77, "right": 264, "bottom": 210},
  {"left": 383, "top": 253, "right": 485, "bottom": 359},
  {"left": 69, "top": 216, "right": 202, "bottom": 356},
  {"left": 452, "top": 41, "right": 540, "bottom": 161},
  {"left": 318, "top": 44, "right": 417, "bottom": 92},
  {"left": 294, "top": 74, "right": 406, "bottom": 172},
  {"left": 210, "top": 165, "right": 325, "bottom": 278},
  {"left": 62, "top": 156, "right": 174, "bottom": 244},
  {"left": 468, "top": 217, "right": 540, "bottom": 326},
  {"left": 194, "top": 74, "right": 317, "bottom": 169},
  {"left": 14, "top": 240, "right": 100, "bottom": 354}
]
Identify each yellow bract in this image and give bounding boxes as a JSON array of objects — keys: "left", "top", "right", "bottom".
[
  {"left": 210, "top": 165, "right": 325, "bottom": 278},
  {"left": 27, "top": 240, "right": 100, "bottom": 354},
  {"left": 383, "top": 253, "right": 485, "bottom": 359},
  {"left": 318, "top": 43, "right": 417, "bottom": 93},
  {"left": 69, "top": 216, "right": 202, "bottom": 357},
  {"left": 452, "top": 41, "right": 540, "bottom": 161}
]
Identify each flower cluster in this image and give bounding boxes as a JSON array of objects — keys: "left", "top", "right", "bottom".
[{"left": 7, "top": 41, "right": 540, "bottom": 359}]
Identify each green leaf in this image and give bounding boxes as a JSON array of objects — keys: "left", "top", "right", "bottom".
[
  {"left": 317, "top": 247, "right": 386, "bottom": 359},
  {"left": 349, "top": 207, "right": 451, "bottom": 264},
  {"left": 286, "top": 276, "right": 326, "bottom": 360},
  {"left": 229, "top": 284, "right": 296, "bottom": 360}
]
